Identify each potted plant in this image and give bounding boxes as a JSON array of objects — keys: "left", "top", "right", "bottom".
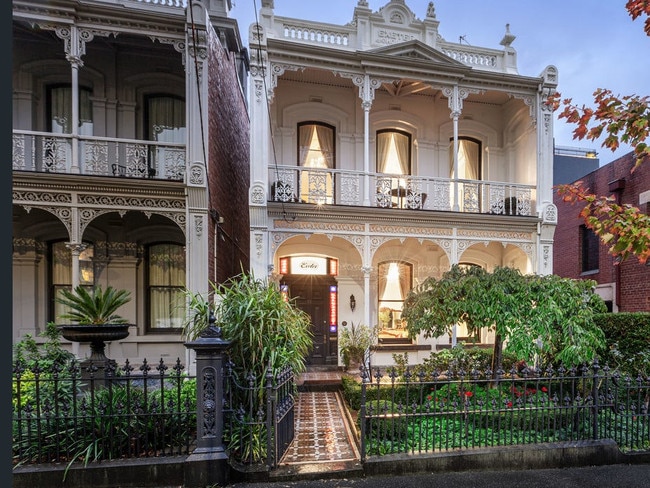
[
  {"left": 56, "top": 285, "right": 132, "bottom": 365},
  {"left": 339, "top": 321, "right": 377, "bottom": 373}
]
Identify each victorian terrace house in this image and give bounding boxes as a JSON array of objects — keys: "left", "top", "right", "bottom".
[
  {"left": 12, "top": 0, "right": 250, "bottom": 364},
  {"left": 247, "top": 0, "right": 558, "bottom": 366}
]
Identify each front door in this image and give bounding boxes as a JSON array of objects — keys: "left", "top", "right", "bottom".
[{"left": 283, "top": 275, "right": 336, "bottom": 365}]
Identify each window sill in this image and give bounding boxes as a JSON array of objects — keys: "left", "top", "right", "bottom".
[
  {"left": 372, "top": 343, "right": 432, "bottom": 352},
  {"left": 580, "top": 269, "right": 599, "bottom": 276}
]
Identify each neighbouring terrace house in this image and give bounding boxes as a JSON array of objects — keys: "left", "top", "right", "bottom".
[
  {"left": 554, "top": 151, "right": 650, "bottom": 313},
  {"left": 248, "top": 0, "right": 558, "bottom": 366},
  {"left": 12, "top": 0, "right": 250, "bottom": 366}
]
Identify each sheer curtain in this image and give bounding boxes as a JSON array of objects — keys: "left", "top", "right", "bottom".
[
  {"left": 450, "top": 139, "right": 480, "bottom": 179},
  {"left": 149, "top": 244, "right": 186, "bottom": 329},
  {"left": 376, "top": 133, "right": 391, "bottom": 173},
  {"left": 298, "top": 124, "right": 314, "bottom": 165},
  {"left": 377, "top": 131, "right": 410, "bottom": 175},
  {"left": 49, "top": 86, "right": 93, "bottom": 135},
  {"left": 394, "top": 133, "right": 410, "bottom": 175},
  {"left": 147, "top": 96, "right": 186, "bottom": 143},
  {"left": 315, "top": 125, "right": 334, "bottom": 168}
]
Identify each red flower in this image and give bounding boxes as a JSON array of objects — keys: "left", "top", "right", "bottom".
[
  {"left": 507, "top": 401, "right": 513, "bottom": 408},
  {"left": 426, "top": 395, "right": 432, "bottom": 401},
  {"left": 541, "top": 386, "right": 548, "bottom": 392},
  {"left": 464, "top": 391, "right": 473, "bottom": 398}
]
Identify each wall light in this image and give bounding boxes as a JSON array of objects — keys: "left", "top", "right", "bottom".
[{"left": 349, "top": 294, "right": 356, "bottom": 312}]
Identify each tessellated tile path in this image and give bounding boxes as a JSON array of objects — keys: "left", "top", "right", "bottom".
[{"left": 279, "top": 370, "right": 359, "bottom": 465}]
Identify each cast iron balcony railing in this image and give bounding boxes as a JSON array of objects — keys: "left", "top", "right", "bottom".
[
  {"left": 269, "top": 166, "right": 536, "bottom": 216},
  {"left": 12, "top": 130, "right": 186, "bottom": 182}
]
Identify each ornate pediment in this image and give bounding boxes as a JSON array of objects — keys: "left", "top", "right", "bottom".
[
  {"left": 366, "top": 40, "right": 466, "bottom": 68},
  {"left": 367, "top": 40, "right": 467, "bottom": 68}
]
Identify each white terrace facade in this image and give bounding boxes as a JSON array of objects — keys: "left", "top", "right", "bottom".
[
  {"left": 248, "top": 0, "right": 559, "bottom": 366},
  {"left": 12, "top": 0, "right": 249, "bottom": 364}
]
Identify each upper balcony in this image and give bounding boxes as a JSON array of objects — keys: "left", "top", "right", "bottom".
[
  {"left": 268, "top": 166, "right": 536, "bottom": 217},
  {"left": 13, "top": 130, "right": 185, "bottom": 182}
]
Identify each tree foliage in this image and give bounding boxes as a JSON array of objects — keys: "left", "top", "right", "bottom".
[
  {"left": 557, "top": 183, "right": 650, "bottom": 264},
  {"left": 181, "top": 271, "right": 313, "bottom": 379},
  {"left": 402, "top": 265, "right": 607, "bottom": 369},
  {"left": 546, "top": 0, "right": 650, "bottom": 264}
]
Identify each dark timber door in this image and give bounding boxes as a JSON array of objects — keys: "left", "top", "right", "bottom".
[{"left": 283, "top": 275, "right": 336, "bottom": 365}]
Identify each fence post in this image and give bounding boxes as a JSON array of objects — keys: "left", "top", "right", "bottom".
[
  {"left": 360, "top": 366, "right": 368, "bottom": 462},
  {"left": 592, "top": 358, "right": 600, "bottom": 440},
  {"left": 265, "top": 364, "right": 275, "bottom": 469},
  {"left": 183, "top": 312, "right": 232, "bottom": 488}
]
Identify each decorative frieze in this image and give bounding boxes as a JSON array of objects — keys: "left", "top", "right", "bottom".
[
  {"left": 273, "top": 220, "right": 365, "bottom": 233},
  {"left": 12, "top": 237, "right": 45, "bottom": 256},
  {"left": 369, "top": 224, "right": 453, "bottom": 237},
  {"left": 457, "top": 229, "right": 532, "bottom": 241}
]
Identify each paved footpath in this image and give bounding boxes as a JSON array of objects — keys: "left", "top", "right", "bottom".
[{"left": 227, "top": 463, "right": 650, "bottom": 488}]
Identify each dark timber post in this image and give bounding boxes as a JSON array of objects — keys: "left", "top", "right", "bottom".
[{"left": 184, "top": 312, "right": 231, "bottom": 487}]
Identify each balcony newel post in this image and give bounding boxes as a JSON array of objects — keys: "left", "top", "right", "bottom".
[
  {"left": 362, "top": 100, "right": 372, "bottom": 206},
  {"left": 70, "top": 59, "right": 80, "bottom": 174},
  {"left": 184, "top": 312, "right": 231, "bottom": 487}
]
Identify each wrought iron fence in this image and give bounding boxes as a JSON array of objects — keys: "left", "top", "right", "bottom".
[
  {"left": 223, "top": 361, "right": 296, "bottom": 468},
  {"left": 12, "top": 357, "right": 196, "bottom": 467},
  {"left": 359, "top": 361, "right": 650, "bottom": 461}
]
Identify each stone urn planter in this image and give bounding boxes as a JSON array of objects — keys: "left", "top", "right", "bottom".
[
  {"left": 56, "top": 285, "right": 133, "bottom": 376},
  {"left": 59, "top": 324, "right": 132, "bottom": 364}
]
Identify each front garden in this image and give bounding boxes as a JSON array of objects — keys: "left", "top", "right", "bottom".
[{"left": 341, "top": 349, "right": 650, "bottom": 459}]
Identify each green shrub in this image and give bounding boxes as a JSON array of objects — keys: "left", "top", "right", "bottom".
[
  {"left": 419, "top": 345, "right": 518, "bottom": 375},
  {"left": 360, "top": 399, "right": 409, "bottom": 441},
  {"left": 595, "top": 312, "right": 650, "bottom": 376}
]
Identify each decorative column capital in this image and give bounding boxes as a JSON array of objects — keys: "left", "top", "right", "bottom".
[{"left": 65, "top": 242, "right": 88, "bottom": 255}]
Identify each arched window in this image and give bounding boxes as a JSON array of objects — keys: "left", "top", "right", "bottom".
[
  {"left": 297, "top": 122, "right": 335, "bottom": 204},
  {"left": 449, "top": 137, "right": 481, "bottom": 180},
  {"left": 49, "top": 241, "right": 94, "bottom": 323},
  {"left": 377, "top": 261, "right": 412, "bottom": 341},
  {"left": 376, "top": 129, "right": 411, "bottom": 175},
  {"left": 147, "top": 243, "right": 186, "bottom": 332}
]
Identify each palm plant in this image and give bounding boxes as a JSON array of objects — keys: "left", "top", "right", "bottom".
[{"left": 56, "top": 285, "right": 131, "bottom": 325}]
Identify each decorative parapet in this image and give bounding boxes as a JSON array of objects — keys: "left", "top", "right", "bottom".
[
  {"left": 274, "top": 19, "right": 354, "bottom": 47},
  {"left": 267, "top": 15, "right": 517, "bottom": 74}
]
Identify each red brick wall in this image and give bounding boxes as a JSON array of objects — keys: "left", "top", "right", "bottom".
[
  {"left": 553, "top": 152, "right": 650, "bottom": 311},
  {"left": 206, "top": 23, "right": 250, "bottom": 285}
]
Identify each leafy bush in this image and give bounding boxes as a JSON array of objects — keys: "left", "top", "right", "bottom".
[
  {"left": 421, "top": 345, "right": 518, "bottom": 373},
  {"left": 595, "top": 312, "right": 650, "bottom": 377},
  {"left": 182, "top": 270, "right": 313, "bottom": 465},
  {"left": 13, "top": 327, "right": 196, "bottom": 475}
]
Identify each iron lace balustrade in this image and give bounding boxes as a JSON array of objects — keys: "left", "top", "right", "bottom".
[
  {"left": 269, "top": 165, "right": 536, "bottom": 215},
  {"left": 12, "top": 130, "right": 186, "bottom": 181}
]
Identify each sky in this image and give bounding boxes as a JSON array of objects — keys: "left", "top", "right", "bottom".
[{"left": 230, "top": 0, "right": 649, "bottom": 166}]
